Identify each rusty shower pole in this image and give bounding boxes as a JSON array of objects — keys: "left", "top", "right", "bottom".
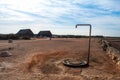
[{"left": 75, "top": 24, "right": 92, "bottom": 66}]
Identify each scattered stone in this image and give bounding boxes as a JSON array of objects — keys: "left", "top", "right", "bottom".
[
  {"left": 101, "top": 40, "right": 120, "bottom": 69},
  {"left": 0, "top": 51, "right": 12, "bottom": 57}
]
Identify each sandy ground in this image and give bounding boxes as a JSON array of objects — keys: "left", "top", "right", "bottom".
[
  {"left": 0, "top": 38, "right": 120, "bottom": 80},
  {"left": 105, "top": 37, "right": 120, "bottom": 50}
]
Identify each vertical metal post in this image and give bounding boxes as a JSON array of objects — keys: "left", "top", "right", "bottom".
[{"left": 75, "top": 24, "right": 92, "bottom": 66}]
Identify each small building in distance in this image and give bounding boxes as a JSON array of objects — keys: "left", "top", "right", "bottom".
[
  {"left": 37, "top": 31, "right": 52, "bottom": 38},
  {"left": 16, "top": 29, "right": 34, "bottom": 37}
]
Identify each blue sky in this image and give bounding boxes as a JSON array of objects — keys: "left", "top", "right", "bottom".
[{"left": 0, "top": 0, "right": 120, "bottom": 36}]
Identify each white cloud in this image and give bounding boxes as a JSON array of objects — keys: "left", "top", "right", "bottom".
[
  {"left": 95, "top": 0, "right": 120, "bottom": 11},
  {"left": 0, "top": 0, "right": 120, "bottom": 36},
  {"left": 73, "top": 0, "right": 120, "bottom": 11}
]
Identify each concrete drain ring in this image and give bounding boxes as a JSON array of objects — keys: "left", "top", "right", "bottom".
[{"left": 63, "top": 59, "right": 88, "bottom": 68}]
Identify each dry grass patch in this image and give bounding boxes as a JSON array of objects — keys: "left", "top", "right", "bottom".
[
  {"left": 23, "top": 51, "right": 68, "bottom": 72},
  {"left": 40, "top": 63, "right": 62, "bottom": 74}
]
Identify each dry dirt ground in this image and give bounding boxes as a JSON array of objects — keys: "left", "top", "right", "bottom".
[
  {"left": 0, "top": 38, "right": 120, "bottom": 80},
  {"left": 105, "top": 38, "right": 120, "bottom": 51}
]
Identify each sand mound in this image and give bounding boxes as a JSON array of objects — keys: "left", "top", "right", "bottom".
[{"left": 23, "top": 51, "right": 68, "bottom": 72}]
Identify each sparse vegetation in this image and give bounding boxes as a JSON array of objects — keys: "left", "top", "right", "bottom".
[
  {"left": 0, "top": 34, "right": 31, "bottom": 40},
  {"left": 0, "top": 38, "right": 120, "bottom": 80},
  {"left": 22, "top": 36, "right": 31, "bottom": 40},
  {"left": 0, "top": 34, "right": 19, "bottom": 40}
]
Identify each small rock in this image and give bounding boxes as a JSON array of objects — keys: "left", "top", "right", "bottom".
[
  {"left": 0, "top": 51, "right": 12, "bottom": 57},
  {"left": 8, "top": 39, "right": 13, "bottom": 43},
  {"left": 117, "top": 61, "right": 120, "bottom": 69},
  {"left": 111, "top": 54, "right": 117, "bottom": 63}
]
